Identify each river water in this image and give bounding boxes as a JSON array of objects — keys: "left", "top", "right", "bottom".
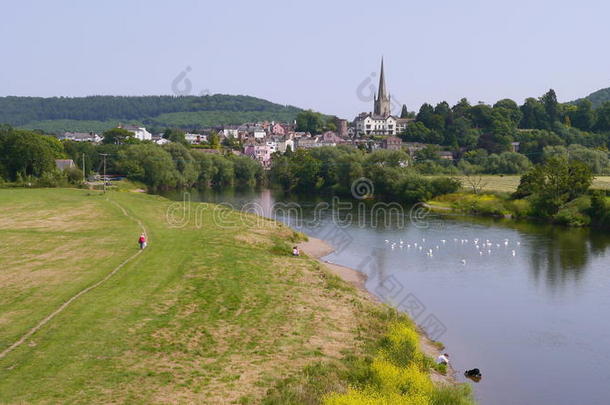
[{"left": 165, "top": 188, "right": 610, "bottom": 405}]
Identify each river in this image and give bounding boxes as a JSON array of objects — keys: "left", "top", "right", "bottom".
[{"left": 164, "top": 187, "right": 610, "bottom": 405}]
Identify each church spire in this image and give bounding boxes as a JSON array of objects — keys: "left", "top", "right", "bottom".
[
  {"left": 378, "top": 57, "right": 387, "bottom": 101},
  {"left": 373, "top": 57, "right": 391, "bottom": 116}
]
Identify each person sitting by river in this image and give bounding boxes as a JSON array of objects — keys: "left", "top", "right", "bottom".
[
  {"left": 437, "top": 353, "right": 449, "bottom": 365},
  {"left": 292, "top": 246, "right": 300, "bottom": 256}
]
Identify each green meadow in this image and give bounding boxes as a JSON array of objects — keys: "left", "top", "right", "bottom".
[
  {"left": 0, "top": 188, "right": 472, "bottom": 404},
  {"left": 446, "top": 175, "right": 610, "bottom": 193}
]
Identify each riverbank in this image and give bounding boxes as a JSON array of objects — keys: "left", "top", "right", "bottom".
[
  {"left": 298, "top": 236, "right": 459, "bottom": 387},
  {"left": 427, "top": 191, "right": 606, "bottom": 227}
]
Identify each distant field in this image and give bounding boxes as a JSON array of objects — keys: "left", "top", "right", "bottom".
[{"left": 446, "top": 175, "right": 610, "bottom": 192}]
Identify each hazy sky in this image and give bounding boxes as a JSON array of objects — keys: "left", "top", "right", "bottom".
[{"left": 1, "top": 0, "right": 609, "bottom": 118}]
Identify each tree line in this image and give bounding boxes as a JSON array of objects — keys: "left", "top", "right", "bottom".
[
  {"left": 0, "top": 125, "right": 263, "bottom": 190},
  {"left": 396, "top": 89, "right": 610, "bottom": 175},
  {"left": 269, "top": 146, "right": 460, "bottom": 203}
]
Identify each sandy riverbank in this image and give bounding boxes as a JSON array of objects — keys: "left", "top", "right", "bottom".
[
  {"left": 298, "top": 236, "right": 458, "bottom": 385},
  {"left": 297, "top": 237, "right": 370, "bottom": 295}
]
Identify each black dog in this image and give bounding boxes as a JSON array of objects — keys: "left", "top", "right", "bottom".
[{"left": 465, "top": 368, "right": 482, "bottom": 378}]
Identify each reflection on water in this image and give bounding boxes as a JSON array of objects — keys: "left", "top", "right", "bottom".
[{"left": 163, "top": 188, "right": 610, "bottom": 405}]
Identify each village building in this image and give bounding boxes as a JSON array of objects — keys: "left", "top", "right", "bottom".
[
  {"left": 381, "top": 136, "right": 402, "bottom": 150},
  {"left": 118, "top": 124, "right": 152, "bottom": 141},
  {"left": 184, "top": 133, "right": 208, "bottom": 144},
  {"left": 244, "top": 143, "right": 273, "bottom": 167},
  {"left": 55, "top": 159, "right": 76, "bottom": 171},
  {"left": 57, "top": 132, "right": 102, "bottom": 143}
]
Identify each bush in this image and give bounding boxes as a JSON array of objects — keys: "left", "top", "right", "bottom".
[
  {"left": 322, "top": 321, "right": 473, "bottom": 405},
  {"left": 504, "top": 199, "right": 530, "bottom": 218},
  {"left": 429, "top": 177, "right": 461, "bottom": 197},
  {"left": 553, "top": 196, "right": 591, "bottom": 226},
  {"left": 36, "top": 170, "right": 67, "bottom": 188},
  {"left": 65, "top": 167, "right": 83, "bottom": 184}
]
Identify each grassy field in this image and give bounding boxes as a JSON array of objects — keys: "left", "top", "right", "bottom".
[
  {"left": 0, "top": 188, "right": 382, "bottom": 403},
  {"left": 448, "top": 175, "right": 610, "bottom": 193},
  {"left": 0, "top": 188, "right": 473, "bottom": 404}
]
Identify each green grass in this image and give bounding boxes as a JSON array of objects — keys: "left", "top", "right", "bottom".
[
  {"left": 0, "top": 189, "right": 473, "bottom": 404},
  {"left": 445, "top": 175, "right": 610, "bottom": 193},
  {"left": 0, "top": 188, "right": 378, "bottom": 403}
]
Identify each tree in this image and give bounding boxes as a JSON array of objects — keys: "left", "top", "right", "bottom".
[
  {"left": 463, "top": 173, "right": 488, "bottom": 194},
  {"left": 208, "top": 131, "right": 220, "bottom": 149},
  {"left": 569, "top": 99, "right": 595, "bottom": 131},
  {"left": 414, "top": 145, "right": 441, "bottom": 162},
  {"left": 540, "top": 89, "right": 560, "bottom": 123},
  {"left": 483, "top": 152, "right": 531, "bottom": 174},
  {"left": 447, "top": 117, "right": 479, "bottom": 149},
  {"left": 115, "top": 144, "right": 179, "bottom": 191},
  {"left": 416, "top": 103, "right": 435, "bottom": 126},
  {"left": 452, "top": 98, "right": 472, "bottom": 119},
  {"left": 593, "top": 101, "right": 610, "bottom": 132},
  {"left": 2, "top": 130, "right": 58, "bottom": 180},
  {"left": 400, "top": 121, "right": 443, "bottom": 144},
  {"left": 520, "top": 98, "right": 549, "bottom": 129},
  {"left": 400, "top": 104, "right": 409, "bottom": 118},
  {"left": 493, "top": 98, "right": 522, "bottom": 126},
  {"left": 163, "top": 143, "right": 197, "bottom": 187},
  {"left": 102, "top": 128, "right": 137, "bottom": 144},
  {"left": 516, "top": 156, "right": 593, "bottom": 217},
  {"left": 232, "top": 155, "right": 263, "bottom": 187},
  {"left": 295, "top": 110, "right": 325, "bottom": 134},
  {"left": 163, "top": 128, "right": 187, "bottom": 145},
  {"left": 289, "top": 149, "right": 323, "bottom": 190},
  {"left": 468, "top": 104, "right": 494, "bottom": 128}
]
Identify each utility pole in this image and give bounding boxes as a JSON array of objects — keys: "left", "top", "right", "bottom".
[
  {"left": 99, "top": 153, "right": 109, "bottom": 194},
  {"left": 82, "top": 153, "right": 86, "bottom": 183}
]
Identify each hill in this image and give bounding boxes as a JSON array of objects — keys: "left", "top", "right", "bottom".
[
  {"left": 571, "top": 87, "right": 610, "bottom": 108},
  {"left": 0, "top": 95, "right": 303, "bottom": 133}
]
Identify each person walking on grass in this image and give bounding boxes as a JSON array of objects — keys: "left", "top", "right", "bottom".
[{"left": 138, "top": 233, "right": 147, "bottom": 249}]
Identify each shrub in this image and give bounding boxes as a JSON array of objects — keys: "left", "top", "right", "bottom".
[
  {"left": 324, "top": 388, "right": 429, "bottom": 405},
  {"left": 36, "top": 170, "right": 67, "bottom": 188},
  {"left": 65, "top": 167, "right": 83, "bottom": 184},
  {"left": 553, "top": 197, "right": 591, "bottom": 226},
  {"left": 429, "top": 177, "right": 461, "bottom": 197}
]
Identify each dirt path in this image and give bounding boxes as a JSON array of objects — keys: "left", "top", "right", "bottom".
[{"left": 0, "top": 197, "right": 147, "bottom": 360}]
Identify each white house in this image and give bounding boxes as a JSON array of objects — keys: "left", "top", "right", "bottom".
[
  {"left": 119, "top": 124, "right": 152, "bottom": 141},
  {"left": 219, "top": 127, "right": 239, "bottom": 138},
  {"left": 354, "top": 113, "right": 404, "bottom": 136},
  {"left": 58, "top": 132, "right": 102, "bottom": 143},
  {"left": 185, "top": 133, "right": 208, "bottom": 144},
  {"left": 151, "top": 135, "right": 170, "bottom": 145}
]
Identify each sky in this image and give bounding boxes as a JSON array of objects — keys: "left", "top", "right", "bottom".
[{"left": 1, "top": 0, "right": 609, "bottom": 118}]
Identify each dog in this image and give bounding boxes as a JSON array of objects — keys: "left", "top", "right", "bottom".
[{"left": 465, "top": 368, "right": 482, "bottom": 378}]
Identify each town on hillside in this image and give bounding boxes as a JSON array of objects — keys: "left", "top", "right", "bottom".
[{"left": 51, "top": 60, "right": 463, "bottom": 169}]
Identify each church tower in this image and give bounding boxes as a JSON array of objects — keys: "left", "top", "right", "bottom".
[{"left": 373, "top": 58, "right": 391, "bottom": 117}]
